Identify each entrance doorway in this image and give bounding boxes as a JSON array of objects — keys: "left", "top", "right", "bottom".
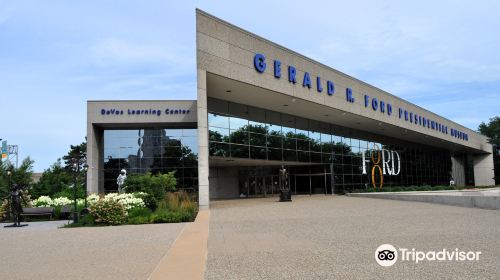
[
  {"left": 240, "top": 173, "right": 280, "bottom": 197},
  {"left": 238, "top": 164, "right": 334, "bottom": 197}
]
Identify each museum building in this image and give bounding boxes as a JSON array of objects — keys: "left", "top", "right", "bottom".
[{"left": 86, "top": 9, "right": 495, "bottom": 208}]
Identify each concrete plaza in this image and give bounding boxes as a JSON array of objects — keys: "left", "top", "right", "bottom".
[
  {"left": 1, "top": 196, "right": 499, "bottom": 280},
  {"left": 0, "top": 221, "right": 184, "bottom": 280},
  {"left": 206, "top": 196, "right": 500, "bottom": 279}
]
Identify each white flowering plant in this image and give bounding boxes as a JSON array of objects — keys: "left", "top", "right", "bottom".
[
  {"left": 103, "top": 193, "right": 145, "bottom": 210},
  {"left": 32, "top": 192, "right": 145, "bottom": 213},
  {"left": 87, "top": 193, "right": 100, "bottom": 205},
  {"left": 52, "top": 197, "right": 72, "bottom": 206},
  {"left": 32, "top": 196, "right": 54, "bottom": 207}
]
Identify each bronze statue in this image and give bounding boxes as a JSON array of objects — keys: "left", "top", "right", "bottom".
[
  {"left": 279, "top": 165, "right": 292, "bottom": 202},
  {"left": 4, "top": 184, "right": 28, "bottom": 227}
]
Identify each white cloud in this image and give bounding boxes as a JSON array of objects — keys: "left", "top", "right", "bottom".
[{"left": 90, "top": 38, "right": 194, "bottom": 67}]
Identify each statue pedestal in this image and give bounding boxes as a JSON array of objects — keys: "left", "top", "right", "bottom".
[
  {"left": 4, "top": 224, "right": 28, "bottom": 228},
  {"left": 279, "top": 190, "right": 292, "bottom": 202}
]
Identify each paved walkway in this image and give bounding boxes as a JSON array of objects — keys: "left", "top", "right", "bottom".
[
  {"left": 348, "top": 187, "right": 500, "bottom": 209},
  {"left": 0, "top": 221, "right": 185, "bottom": 280},
  {"left": 205, "top": 196, "right": 500, "bottom": 279},
  {"left": 149, "top": 210, "right": 210, "bottom": 280}
]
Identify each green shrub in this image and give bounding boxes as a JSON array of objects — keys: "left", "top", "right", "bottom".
[
  {"left": 0, "top": 199, "right": 10, "bottom": 222},
  {"left": 89, "top": 199, "right": 127, "bottom": 225},
  {"left": 79, "top": 213, "right": 95, "bottom": 226},
  {"left": 420, "top": 185, "right": 432, "bottom": 191},
  {"left": 150, "top": 210, "right": 193, "bottom": 223},
  {"left": 128, "top": 207, "right": 152, "bottom": 219},
  {"left": 404, "top": 186, "right": 416, "bottom": 191},
  {"left": 125, "top": 172, "right": 177, "bottom": 201},
  {"left": 128, "top": 215, "right": 151, "bottom": 225},
  {"left": 433, "top": 185, "right": 448, "bottom": 191},
  {"left": 134, "top": 192, "right": 157, "bottom": 211},
  {"left": 64, "top": 214, "right": 96, "bottom": 227},
  {"left": 53, "top": 185, "right": 86, "bottom": 200}
]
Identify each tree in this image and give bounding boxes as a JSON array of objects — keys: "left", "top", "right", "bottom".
[
  {"left": 31, "top": 139, "right": 87, "bottom": 198},
  {"left": 62, "top": 140, "right": 87, "bottom": 189},
  {"left": 63, "top": 141, "right": 87, "bottom": 171},
  {"left": 125, "top": 172, "right": 177, "bottom": 201},
  {"left": 478, "top": 116, "right": 500, "bottom": 184},
  {"left": 0, "top": 157, "right": 35, "bottom": 198},
  {"left": 30, "top": 159, "right": 73, "bottom": 198}
]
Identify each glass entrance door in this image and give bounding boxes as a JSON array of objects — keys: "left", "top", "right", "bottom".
[
  {"left": 255, "top": 176, "right": 265, "bottom": 196},
  {"left": 265, "top": 176, "right": 279, "bottom": 195},
  {"left": 240, "top": 175, "right": 280, "bottom": 198}
]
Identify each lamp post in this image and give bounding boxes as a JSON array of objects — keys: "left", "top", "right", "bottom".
[
  {"left": 72, "top": 158, "right": 80, "bottom": 223},
  {"left": 83, "top": 163, "right": 88, "bottom": 208},
  {"left": 7, "top": 169, "right": 12, "bottom": 189}
]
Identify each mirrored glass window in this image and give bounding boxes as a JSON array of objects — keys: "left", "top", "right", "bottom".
[{"left": 103, "top": 128, "right": 198, "bottom": 192}]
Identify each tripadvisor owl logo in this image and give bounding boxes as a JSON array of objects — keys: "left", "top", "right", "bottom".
[
  {"left": 362, "top": 144, "right": 401, "bottom": 190},
  {"left": 375, "top": 244, "right": 398, "bottom": 267}
]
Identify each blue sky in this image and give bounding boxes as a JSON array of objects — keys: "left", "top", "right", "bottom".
[{"left": 1, "top": 1, "right": 499, "bottom": 172}]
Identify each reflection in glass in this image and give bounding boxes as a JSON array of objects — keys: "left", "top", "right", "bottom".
[
  {"left": 209, "top": 113, "right": 229, "bottom": 128},
  {"left": 103, "top": 128, "right": 198, "bottom": 192},
  {"left": 230, "top": 117, "right": 248, "bottom": 130},
  {"left": 207, "top": 104, "right": 453, "bottom": 191}
]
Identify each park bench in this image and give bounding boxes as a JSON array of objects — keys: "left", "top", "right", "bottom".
[
  {"left": 21, "top": 207, "right": 54, "bottom": 220},
  {"left": 60, "top": 205, "right": 73, "bottom": 219}
]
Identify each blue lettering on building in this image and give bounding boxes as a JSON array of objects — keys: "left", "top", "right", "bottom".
[
  {"left": 288, "top": 65, "right": 296, "bottom": 83},
  {"left": 372, "top": 98, "right": 378, "bottom": 111},
  {"left": 346, "top": 88, "right": 355, "bottom": 103},
  {"left": 317, "top": 77, "right": 323, "bottom": 92},
  {"left": 327, "top": 81, "right": 334, "bottom": 95},
  {"left": 303, "top": 72, "right": 311, "bottom": 88},
  {"left": 252, "top": 53, "right": 469, "bottom": 142},
  {"left": 274, "top": 60, "right": 281, "bottom": 78},
  {"left": 101, "top": 108, "right": 189, "bottom": 117},
  {"left": 101, "top": 109, "right": 124, "bottom": 115},
  {"left": 254, "top": 53, "right": 266, "bottom": 73}
]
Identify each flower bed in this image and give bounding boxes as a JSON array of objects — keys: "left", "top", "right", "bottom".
[{"left": 66, "top": 191, "right": 198, "bottom": 227}]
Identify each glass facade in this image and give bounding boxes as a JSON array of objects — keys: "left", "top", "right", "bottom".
[
  {"left": 103, "top": 128, "right": 198, "bottom": 192},
  {"left": 208, "top": 99, "right": 452, "bottom": 193}
]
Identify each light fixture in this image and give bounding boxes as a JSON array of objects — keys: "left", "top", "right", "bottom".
[
  {"left": 291, "top": 98, "right": 296, "bottom": 102},
  {"left": 378, "top": 122, "right": 382, "bottom": 126},
  {"left": 341, "top": 112, "right": 346, "bottom": 116}
]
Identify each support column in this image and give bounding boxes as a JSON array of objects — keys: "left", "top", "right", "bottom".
[
  {"left": 197, "top": 69, "right": 210, "bottom": 209},
  {"left": 473, "top": 152, "right": 495, "bottom": 186},
  {"left": 86, "top": 124, "right": 103, "bottom": 194},
  {"left": 451, "top": 155, "right": 466, "bottom": 186}
]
